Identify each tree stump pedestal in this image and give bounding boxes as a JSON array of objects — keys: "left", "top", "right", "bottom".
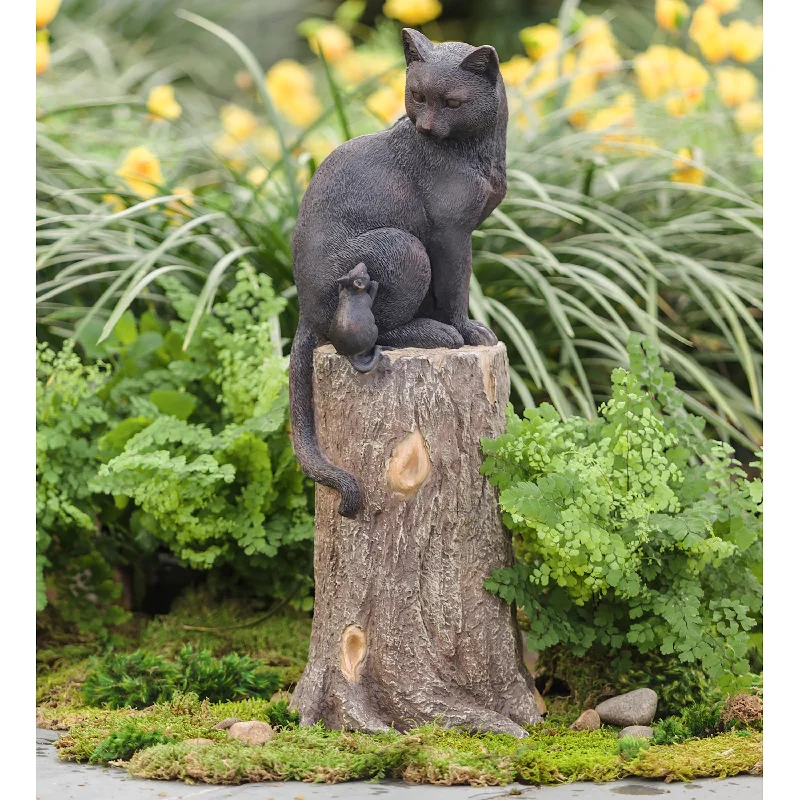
[{"left": 290, "top": 343, "right": 545, "bottom": 737}]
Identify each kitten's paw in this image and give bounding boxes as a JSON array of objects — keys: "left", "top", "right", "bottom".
[{"left": 455, "top": 319, "right": 498, "bottom": 346}]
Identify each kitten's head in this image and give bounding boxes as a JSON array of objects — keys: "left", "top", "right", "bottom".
[{"left": 402, "top": 28, "right": 504, "bottom": 141}]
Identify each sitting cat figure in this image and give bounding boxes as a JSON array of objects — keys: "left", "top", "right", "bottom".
[
  {"left": 290, "top": 27, "right": 507, "bottom": 517},
  {"left": 328, "top": 263, "right": 382, "bottom": 373}
]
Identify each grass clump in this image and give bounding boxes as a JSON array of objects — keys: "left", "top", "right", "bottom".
[
  {"left": 89, "top": 725, "right": 177, "bottom": 764},
  {"left": 617, "top": 736, "right": 650, "bottom": 761},
  {"left": 80, "top": 646, "right": 281, "bottom": 709}
]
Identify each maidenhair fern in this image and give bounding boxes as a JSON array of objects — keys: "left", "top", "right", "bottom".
[{"left": 482, "top": 334, "right": 762, "bottom": 680}]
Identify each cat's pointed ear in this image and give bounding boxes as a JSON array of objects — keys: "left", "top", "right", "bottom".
[
  {"left": 402, "top": 28, "right": 434, "bottom": 66},
  {"left": 459, "top": 45, "right": 500, "bottom": 81}
]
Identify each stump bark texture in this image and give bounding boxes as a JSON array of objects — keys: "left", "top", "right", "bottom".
[{"left": 290, "top": 343, "right": 545, "bottom": 737}]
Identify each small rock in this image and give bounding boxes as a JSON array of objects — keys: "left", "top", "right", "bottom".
[
  {"left": 569, "top": 709, "right": 601, "bottom": 732},
  {"left": 184, "top": 738, "right": 214, "bottom": 745},
  {"left": 213, "top": 717, "right": 242, "bottom": 730},
  {"left": 227, "top": 720, "right": 274, "bottom": 746},
  {"left": 595, "top": 688, "right": 658, "bottom": 727},
  {"left": 618, "top": 725, "right": 654, "bottom": 739}
]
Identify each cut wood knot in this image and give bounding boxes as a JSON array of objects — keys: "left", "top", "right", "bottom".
[
  {"left": 340, "top": 624, "right": 366, "bottom": 682},
  {"left": 386, "top": 429, "right": 431, "bottom": 498}
]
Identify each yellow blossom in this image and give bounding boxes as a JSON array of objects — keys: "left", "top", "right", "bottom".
[
  {"left": 671, "top": 147, "right": 706, "bottom": 185},
  {"left": 727, "top": 20, "right": 763, "bottom": 63},
  {"left": 247, "top": 166, "right": 269, "bottom": 186},
  {"left": 116, "top": 146, "right": 163, "bottom": 199},
  {"left": 500, "top": 55, "right": 535, "bottom": 88},
  {"left": 689, "top": 5, "right": 719, "bottom": 40},
  {"left": 256, "top": 129, "right": 281, "bottom": 162},
  {"left": 307, "top": 23, "right": 353, "bottom": 64},
  {"left": 734, "top": 100, "right": 762, "bottom": 133},
  {"left": 633, "top": 45, "right": 674, "bottom": 100},
  {"left": 366, "top": 84, "right": 406, "bottom": 123},
  {"left": 715, "top": 66, "right": 758, "bottom": 107},
  {"left": 565, "top": 73, "right": 599, "bottom": 128},
  {"left": 147, "top": 85, "right": 182, "bottom": 121},
  {"left": 220, "top": 104, "right": 258, "bottom": 142},
  {"left": 383, "top": 0, "right": 442, "bottom": 26},
  {"left": 656, "top": 0, "right": 690, "bottom": 31},
  {"left": 102, "top": 194, "right": 126, "bottom": 213},
  {"left": 753, "top": 133, "right": 762, "bottom": 159},
  {"left": 520, "top": 24, "right": 561, "bottom": 61},
  {"left": 704, "top": 0, "right": 740, "bottom": 14},
  {"left": 634, "top": 46, "right": 708, "bottom": 116},
  {"left": 335, "top": 50, "right": 396, "bottom": 85},
  {"left": 577, "top": 40, "right": 622, "bottom": 79},
  {"left": 36, "top": 37, "right": 50, "bottom": 76},
  {"left": 37, "top": 0, "right": 61, "bottom": 29},
  {"left": 265, "top": 60, "right": 322, "bottom": 127},
  {"left": 587, "top": 93, "right": 636, "bottom": 132},
  {"left": 689, "top": 6, "right": 730, "bottom": 63},
  {"left": 213, "top": 133, "right": 242, "bottom": 160},
  {"left": 580, "top": 17, "right": 616, "bottom": 48}
]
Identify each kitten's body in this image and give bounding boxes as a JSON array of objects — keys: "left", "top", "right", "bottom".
[{"left": 290, "top": 30, "right": 508, "bottom": 516}]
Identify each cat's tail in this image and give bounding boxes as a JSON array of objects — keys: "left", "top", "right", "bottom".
[{"left": 289, "top": 322, "right": 362, "bottom": 518}]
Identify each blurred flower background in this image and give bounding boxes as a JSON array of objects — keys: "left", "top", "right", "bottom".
[{"left": 36, "top": 0, "right": 762, "bottom": 630}]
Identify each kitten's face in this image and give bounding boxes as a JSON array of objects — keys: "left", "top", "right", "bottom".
[{"left": 402, "top": 29, "right": 503, "bottom": 141}]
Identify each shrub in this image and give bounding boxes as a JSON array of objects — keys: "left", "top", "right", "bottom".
[
  {"left": 482, "top": 335, "right": 762, "bottom": 680},
  {"left": 617, "top": 736, "right": 650, "bottom": 761},
  {"left": 81, "top": 647, "right": 282, "bottom": 709},
  {"left": 89, "top": 725, "right": 177, "bottom": 764}
]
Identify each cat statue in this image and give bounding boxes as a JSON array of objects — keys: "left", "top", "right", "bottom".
[{"left": 290, "top": 28, "right": 507, "bottom": 517}]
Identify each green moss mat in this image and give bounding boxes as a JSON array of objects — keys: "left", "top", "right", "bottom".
[{"left": 49, "top": 695, "right": 761, "bottom": 787}]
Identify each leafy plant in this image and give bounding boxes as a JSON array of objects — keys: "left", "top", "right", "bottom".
[
  {"left": 482, "top": 334, "right": 762, "bottom": 680},
  {"left": 264, "top": 699, "right": 301, "bottom": 730},
  {"left": 617, "top": 735, "right": 650, "bottom": 761},
  {"left": 81, "top": 650, "right": 178, "bottom": 709},
  {"left": 89, "top": 725, "right": 178, "bottom": 764}
]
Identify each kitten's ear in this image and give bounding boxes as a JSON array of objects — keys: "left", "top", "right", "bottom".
[
  {"left": 402, "top": 28, "right": 434, "bottom": 66},
  {"left": 459, "top": 45, "right": 500, "bottom": 81}
]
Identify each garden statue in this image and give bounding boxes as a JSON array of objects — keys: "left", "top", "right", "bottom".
[{"left": 289, "top": 29, "right": 546, "bottom": 737}]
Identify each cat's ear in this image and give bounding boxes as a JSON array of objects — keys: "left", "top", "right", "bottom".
[
  {"left": 459, "top": 45, "right": 500, "bottom": 81},
  {"left": 402, "top": 28, "right": 434, "bottom": 66}
]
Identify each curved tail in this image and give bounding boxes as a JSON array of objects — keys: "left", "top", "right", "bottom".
[{"left": 289, "top": 323, "right": 362, "bottom": 518}]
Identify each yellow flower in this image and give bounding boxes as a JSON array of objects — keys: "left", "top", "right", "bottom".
[
  {"left": 715, "top": 66, "right": 757, "bottom": 107},
  {"left": 37, "top": 0, "right": 61, "bottom": 29},
  {"left": 634, "top": 46, "right": 709, "bottom": 116},
  {"left": 577, "top": 40, "right": 622, "bottom": 79},
  {"left": 147, "top": 85, "right": 182, "bottom": 121},
  {"left": 383, "top": 0, "right": 442, "bottom": 26},
  {"left": 247, "top": 166, "right": 269, "bottom": 186},
  {"left": 213, "top": 133, "right": 242, "bottom": 160},
  {"left": 102, "top": 194, "right": 126, "bottom": 213},
  {"left": 366, "top": 84, "right": 406, "bottom": 123},
  {"left": 656, "top": 0, "right": 690, "bottom": 31},
  {"left": 220, "top": 104, "right": 258, "bottom": 142},
  {"left": 727, "top": 20, "right": 763, "bottom": 63},
  {"left": 335, "top": 50, "right": 395, "bottom": 85},
  {"left": 565, "top": 73, "right": 599, "bottom": 128},
  {"left": 265, "top": 60, "right": 321, "bottom": 127},
  {"left": 116, "top": 147, "right": 164, "bottom": 199},
  {"left": 500, "top": 55, "right": 535, "bottom": 88},
  {"left": 704, "top": 0, "right": 740, "bottom": 14},
  {"left": 671, "top": 147, "right": 706, "bottom": 185},
  {"left": 580, "top": 16, "right": 616, "bottom": 48},
  {"left": 689, "top": 5, "right": 719, "bottom": 40},
  {"left": 307, "top": 23, "right": 353, "bottom": 64},
  {"left": 520, "top": 24, "right": 561, "bottom": 61},
  {"left": 36, "top": 37, "right": 50, "bottom": 76},
  {"left": 587, "top": 93, "right": 636, "bottom": 132},
  {"left": 689, "top": 7, "right": 729, "bottom": 63},
  {"left": 256, "top": 129, "right": 282, "bottom": 162},
  {"left": 734, "top": 100, "right": 762, "bottom": 133},
  {"left": 633, "top": 45, "right": 674, "bottom": 100},
  {"left": 753, "top": 133, "right": 762, "bottom": 159}
]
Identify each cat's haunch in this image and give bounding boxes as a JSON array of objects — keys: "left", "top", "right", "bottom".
[{"left": 289, "top": 28, "right": 507, "bottom": 517}]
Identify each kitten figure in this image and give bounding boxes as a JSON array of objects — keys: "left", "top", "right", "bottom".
[
  {"left": 290, "top": 28, "right": 507, "bottom": 517},
  {"left": 328, "top": 263, "right": 382, "bottom": 373}
]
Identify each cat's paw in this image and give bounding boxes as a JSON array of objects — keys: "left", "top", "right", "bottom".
[{"left": 455, "top": 319, "right": 498, "bottom": 346}]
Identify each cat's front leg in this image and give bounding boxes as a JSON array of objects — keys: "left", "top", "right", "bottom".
[{"left": 427, "top": 231, "right": 498, "bottom": 347}]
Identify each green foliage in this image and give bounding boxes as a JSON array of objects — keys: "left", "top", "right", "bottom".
[
  {"left": 651, "top": 716, "right": 688, "bottom": 746},
  {"left": 89, "top": 725, "right": 177, "bottom": 764},
  {"left": 482, "top": 335, "right": 762, "bottom": 680},
  {"left": 617, "top": 736, "right": 650, "bottom": 761},
  {"left": 263, "top": 699, "right": 300, "bottom": 730},
  {"left": 81, "top": 646, "right": 282, "bottom": 709},
  {"left": 681, "top": 701, "right": 724, "bottom": 740},
  {"left": 81, "top": 650, "right": 178, "bottom": 709}
]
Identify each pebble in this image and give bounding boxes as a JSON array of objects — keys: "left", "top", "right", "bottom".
[
  {"left": 595, "top": 688, "right": 658, "bottom": 727},
  {"left": 213, "top": 717, "right": 242, "bottom": 730},
  {"left": 227, "top": 720, "right": 275, "bottom": 746},
  {"left": 618, "top": 725, "right": 654, "bottom": 739},
  {"left": 569, "top": 709, "right": 601, "bottom": 731}
]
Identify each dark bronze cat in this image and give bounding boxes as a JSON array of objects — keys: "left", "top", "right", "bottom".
[{"left": 290, "top": 28, "right": 507, "bottom": 517}]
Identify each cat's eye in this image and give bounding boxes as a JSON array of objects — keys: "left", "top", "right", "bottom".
[
  {"left": 445, "top": 99, "right": 462, "bottom": 109},
  {"left": 411, "top": 90, "right": 425, "bottom": 103}
]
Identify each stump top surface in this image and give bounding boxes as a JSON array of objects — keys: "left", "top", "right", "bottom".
[{"left": 315, "top": 342, "right": 506, "bottom": 364}]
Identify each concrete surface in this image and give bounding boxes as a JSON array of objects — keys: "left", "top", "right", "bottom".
[{"left": 36, "top": 728, "right": 763, "bottom": 800}]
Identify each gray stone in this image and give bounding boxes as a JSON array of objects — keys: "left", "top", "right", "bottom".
[
  {"left": 618, "top": 726, "right": 654, "bottom": 739},
  {"left": 595, "top": 688, "right": 658, "bottom": 727},
  {"left": 213, "top": 717, "right": 242, "bottom": 730},
  {"left": 569, "top": 709, "right": 601, "bottom": 732},
  {"left": 227, "top": 720, "right": 274, "bottom": 746}
]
